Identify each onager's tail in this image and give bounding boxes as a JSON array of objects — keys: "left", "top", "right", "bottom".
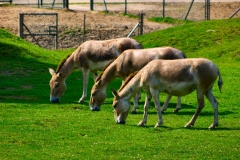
[{"left": 218, "top": 70, "right": 223, "bottom": 92}]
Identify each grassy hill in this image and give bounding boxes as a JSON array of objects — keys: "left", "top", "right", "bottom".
[{"left": 0, "top": 18, "right": 240, "bottom": 159}]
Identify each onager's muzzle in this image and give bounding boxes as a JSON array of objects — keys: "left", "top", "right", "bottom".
[
  {"left": 114, "top": 114, "right": 126, "bottom": 124},
  {"left": 50, "top": 96, "right": 60, "bottom": 103},
  {"left": 90, "top": 106, "right": 100, "bottom": 111},
  {"left": 116, "top": 120, "right": 126, "bottom": 124}
]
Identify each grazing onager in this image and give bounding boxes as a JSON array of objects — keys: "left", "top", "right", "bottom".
[
  {"left": 112, "top": 58, "right": 223, "bottom": 129},
  {"left": 90, "top": 47, "right": 187, "bottom": 112},
  {"left": 49, "top": 38, "right": 143, "bottom": 103}
]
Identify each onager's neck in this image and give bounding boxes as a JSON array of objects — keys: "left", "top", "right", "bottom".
[
  {"left": 100, "top": 63, "right": 118, "bottom": 88},
  {"left": 119, "top": 78, "right": 141, "bottom": 100},
  {"left": 57, "top": 55, "right": 75, "bottom": 79}
]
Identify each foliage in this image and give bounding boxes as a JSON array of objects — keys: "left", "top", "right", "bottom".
[
  {"left": 122, "top": 13, "right": 139, "bottom": 19},
  {"left": 1, "top": 18, "right": 240, "bottom": 159}
]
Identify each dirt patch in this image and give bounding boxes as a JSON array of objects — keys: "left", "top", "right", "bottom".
[{"left": 0, "top": 2, "right": 239, "bottom": 49}]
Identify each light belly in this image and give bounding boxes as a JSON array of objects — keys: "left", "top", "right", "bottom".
[
  {"left": 89, "top": 60, "right": 113, "bottom": 71},
  {"left": 162, "top": 81, "right": 196, "bottom": 96}
]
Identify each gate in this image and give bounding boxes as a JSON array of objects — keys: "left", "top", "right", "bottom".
[{"left": 19, "top": 13, "right": 58, "bottom": 49}]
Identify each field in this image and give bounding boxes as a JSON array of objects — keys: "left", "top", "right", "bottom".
[{"left": 1, "top": 6, "right": 240, "bottom": 160}]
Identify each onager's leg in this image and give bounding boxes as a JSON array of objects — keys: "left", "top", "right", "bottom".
[
  {"left": 161, "top": 94, "right": 172, "bottom": 112},
  {"left": 174, "top": 96, "right": 182, "bottom": 113},
  {"left": 78, "top": 68, "right": 90, "bottom": 103},
  {"left": 138, "top": 93, "right": 151, "bottom": 126},
  {"left": 185, "top": 91, "right": 205, "bottom": 128},
  {"left": 161, "top": 95, "right": 182, "bottom": 113},
  {"left": 131, "top": 92, "right": 141, "bottom": 114},
  {"left": 150, "top": 88, "right": 163, "bottom": 128},
  {"left": 205, "top": 88, "right": 219, "bottom": 129}
]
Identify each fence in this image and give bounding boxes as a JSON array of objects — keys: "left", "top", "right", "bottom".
[
  {"left": 19, "top": 13, "right": 58, "bottom": 49},
  {"left": 0, "top": 0, "right": 12, "bottom": 3},
  {"left": 10, "top": 1, "right": 240, "bottom": 20},
  {"left": 7, "top": 0, "right": 239, "bottom": 49},
  {"left": 37, "top": 0, "right": 68, "bottom": 8}
]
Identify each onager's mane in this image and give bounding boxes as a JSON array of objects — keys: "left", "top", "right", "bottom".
[
  {"left": 56, "top": 54, "right": 71, "bottom": 73},
  {"left": 118, "top": 71, "right": 138, "bottom": 92}
]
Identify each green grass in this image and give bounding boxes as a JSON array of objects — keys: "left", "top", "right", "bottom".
[
  {"left": 1, "top": 17, "right": 240, "bottom": 159},
  {"left": 148, "top": 17, "right": 192, "bottom": 25}
]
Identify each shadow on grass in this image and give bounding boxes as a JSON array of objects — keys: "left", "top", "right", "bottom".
[
  {"left": 127, "top": 123, "right": 240, "bottom": 131},
  {"left": 0, "top": 42, "right": 59, "bottom": 104},
  {"left": 128, "top": 102, "right": 234, "bottom": 117}
]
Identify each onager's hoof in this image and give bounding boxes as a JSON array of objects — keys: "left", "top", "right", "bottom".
[
  {"left": 138, "top": 121, "right": 146, "bottom": 126},
  {"left": 173, "top": 108, "right": 181, "bottom": 113},
  {"left": 184, "top": 122, "right": 194, "bottom": 128},
  {"left": 78, "top": 100, "right": 84, "bottom": 103},
  {"left": 78, "top": 98, "right": 85, "bottom": 103},
  {"left": 154, "top": 121, "right": 163, "bottom": 128},
  {"left": 208, "top": 123, "right": 218, "bottom": 129}
]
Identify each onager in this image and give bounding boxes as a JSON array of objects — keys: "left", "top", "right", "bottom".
[
  {"left": 49, "top": 38, "right": 143, "bottom": 103},
  {"left": 112, "top": 58, "right": 223, "bottom": 129},
  {"left": 90, "top": 47, "right": 187, "bottom": 111}
]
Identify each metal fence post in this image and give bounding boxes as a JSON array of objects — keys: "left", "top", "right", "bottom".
[
  {"left": 19, "top": 13, "right": 23, "bottom": 38},
  {"left": 205, "top": 0, "right": 210, "bottom": 20},
  {"left": 63, "top": 0, "right": 69, "bottom": 9},
  {"left": 55, "top": 13, "right": 58, "bottom": 49},
  {"left": 83, "top": 14, "right": 86, "bottom": 42},
  {"left": 90, "top": 0, "right": 94, "bottom": 10},
  {"left": 162, "top": 0, "right": 165, "bottom": 18},
  {"left": 139, "top": 12, "right": 145, "bottom": 35},
  {"left": 124, "top": 0, "right": 127, "bottom": 15}
]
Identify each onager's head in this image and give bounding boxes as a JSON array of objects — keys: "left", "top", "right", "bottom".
[
  {"left": 89, "top": 80, "right": 107, "bottom": 111},
  {"left": 111, "top": 89, "right": 130, "bottom": 124},
  {"left": 49, "top": 68, "right": 66, "bottom": 103}
]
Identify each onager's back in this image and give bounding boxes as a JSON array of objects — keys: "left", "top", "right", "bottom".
[
  {"left": 72, "top": 38, "right": 143, "bottom": 72},
  {"left": 49, "top": 38, "right": 143, "bottom": 103},
  {"left": 114, "top": 47, "right": 186, "bottom": 78},
  {"left": 112, "top": 58, "right": 223, "bottom": 129}
]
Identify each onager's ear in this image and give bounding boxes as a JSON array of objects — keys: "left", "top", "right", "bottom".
[
  {"left": 49, "top": 68, "right": 56, "bottom": 76},
  {"left": 57, "top": 72, "right": 62, "bottom": 78},
  {"left": 111, "top": 89, "right": 119, "bottom": 99},
  {"left": 95, "top": 80, "right": 102, "bottom": 87}
]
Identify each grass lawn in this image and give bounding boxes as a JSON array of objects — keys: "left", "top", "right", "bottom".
[{"left": 0, "top": 17, "right": 240, "bottom": 159}]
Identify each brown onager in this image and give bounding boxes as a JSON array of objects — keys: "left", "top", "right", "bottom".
[
  {"left": 112, "top": 58, "right": 223, "bottom": 129},
  {"left": 49, "top": 38, "right": 143, "bottom": 103},
  {"left": 90, "top": 47, "right": 187, "bottom": 112}
]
